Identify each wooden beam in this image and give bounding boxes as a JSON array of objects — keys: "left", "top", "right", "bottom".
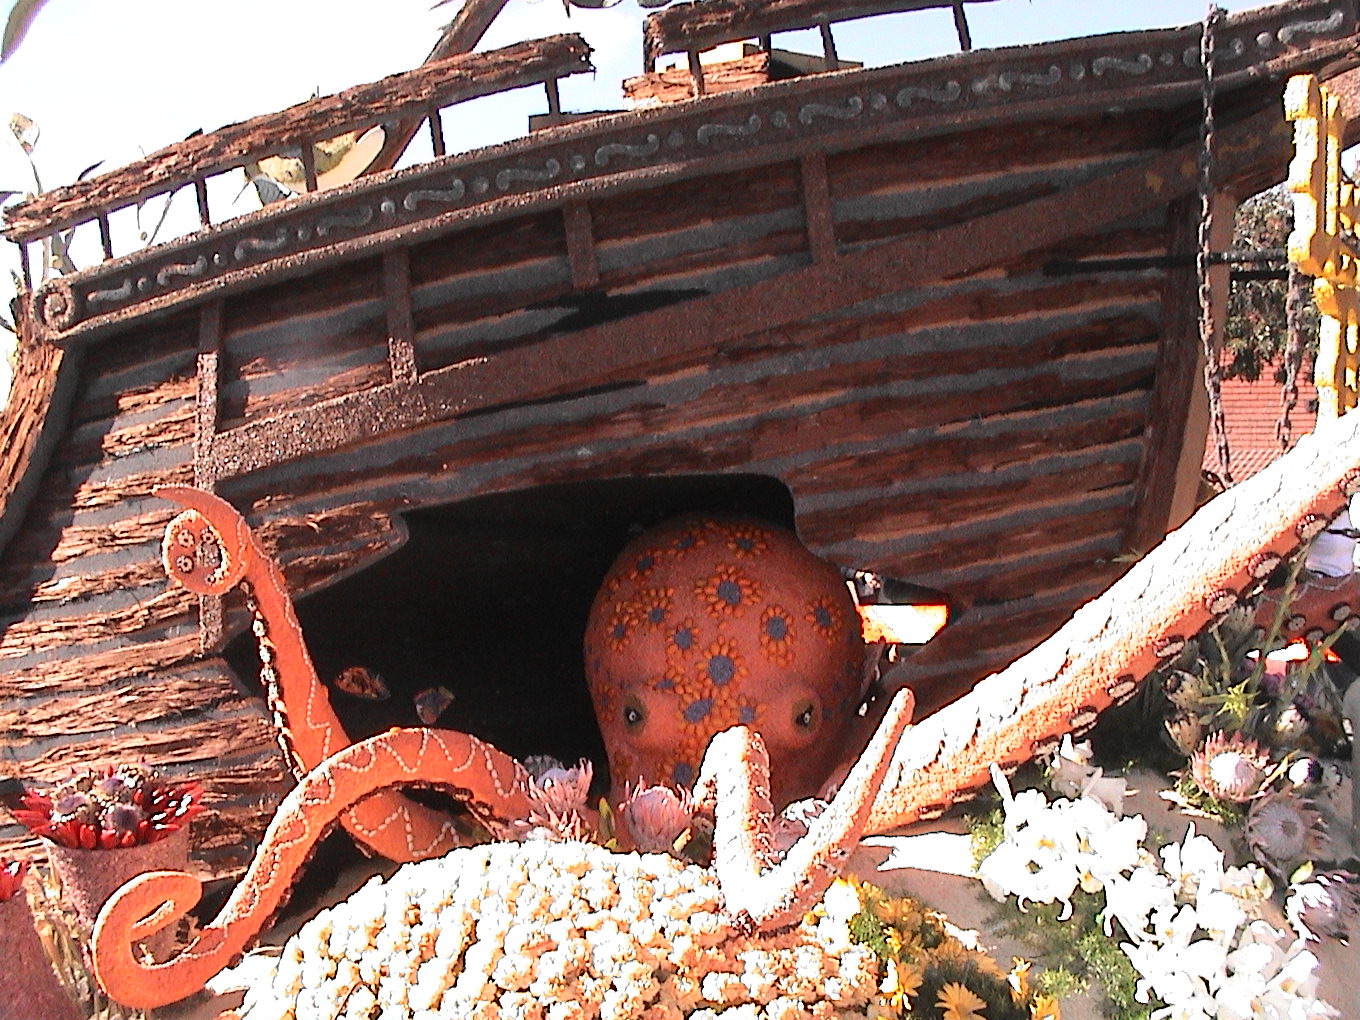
[
  {"left": 563, "top": 201, "right": 601, "bottom": 290},
  {"left": 800, "top": 152, "right": 836, "bottom": 264},
  {"left": 2, "top": 35, "right": 594, "bottom": 243},
  {"left": 195, "top": 300, "right": 224, "bottom": 653},
  {"left": 194, "top": 301, "right": 223, "bottom": 488},
  {"left": 383, "top": 251, "right": 418, "bottom": 384}
]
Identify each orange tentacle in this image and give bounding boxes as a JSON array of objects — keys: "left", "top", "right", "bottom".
[
  {"left": 699, "top": 688, "right": 914, "bottom": 931},
  {"left": 93, "top": 726, "right": 532, "bottom": 1010},
  {"left": 158, "top": 486, "right": 463, "bottom": 861}
]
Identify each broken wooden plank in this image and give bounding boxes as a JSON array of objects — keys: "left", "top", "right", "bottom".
[
  {"left": 643, "top": 0, "right": 1004, "bottom": 64},
  {"left": 623, "top": 52, "right": 773, "bottom": 104}
]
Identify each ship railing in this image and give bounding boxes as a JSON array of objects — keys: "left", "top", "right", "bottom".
[{"left": 0, "top": 34, "right": 593, "bottom": 289}]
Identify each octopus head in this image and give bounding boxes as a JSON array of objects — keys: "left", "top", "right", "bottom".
[{"left": 584, "top": 515, "right": 866, "bottom": 807}]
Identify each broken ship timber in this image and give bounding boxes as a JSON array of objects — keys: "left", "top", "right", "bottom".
[{"left": 2, "top": 0, "right": 1358, "bottom": 876}]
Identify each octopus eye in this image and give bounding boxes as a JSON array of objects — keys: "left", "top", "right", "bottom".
[
  {"left": 622, "top": 697, "right": 647, "bottom": 731},
  {"left": 793, "top": 700, "right": 819, "bottom": 731}
]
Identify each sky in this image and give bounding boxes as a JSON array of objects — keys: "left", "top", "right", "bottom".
[{"left": 0, "top": 0, "right": 1255, "bottom": 398}]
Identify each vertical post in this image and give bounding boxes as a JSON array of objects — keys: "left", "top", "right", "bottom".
[
  {"left": 800, "top": 153, "right": 836, "bottom": 264},
  {"left": 97, "top": 213, "right": 114, "bottom": 260},
  {"left": 952, "top": 2, "right": 973, "bottom": 51},
  {"left": 428, "top": 108, "right": 447, "bottom": 158},
  {"left": 384, "top": 250, "right": 419, "bottom": 385},
  {"left": 17, "top": 241, "right": 31, "bottom": 289},
  {"left": 300, "top": 142, "right": 320, "bottom": 193},
  {"left": 544, "top": 77, "right": 564, "bottom": 127},
  {"left": 688, "top": 50, "right": 707, "bottom": 97},
  {"left": 195, "top": 300, "right": 224, "bottom": 653},
  {"left": 819, "top": 22, "right": 840, "bottom": 71},
  {"left": 563, "top": 201, "right": 601, "bottom": 290},
  {"left": 194, "top": 177, "right": 211, "bottom": 227},
  {"left": 758, "top": 34, "right": 772, "bottom": 53}
]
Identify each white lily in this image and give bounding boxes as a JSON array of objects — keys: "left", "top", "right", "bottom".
[{"left": 1103, "top": 864, "right": 1176, "bottom": 938}]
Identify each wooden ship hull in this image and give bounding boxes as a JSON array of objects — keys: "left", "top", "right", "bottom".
[{"left": 3, "top": 0, "right": 1359, "bottom": 875}]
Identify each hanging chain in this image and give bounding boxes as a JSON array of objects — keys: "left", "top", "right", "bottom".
[
  {"left": 245, "top": 581, "right": 309, "bottom": 781},
  {"left": 1277, "top": 262, "right": 1308, "bottom": 450},
  {"left": 1198, "top": 5, "right": 1232, "bottom": 487}
]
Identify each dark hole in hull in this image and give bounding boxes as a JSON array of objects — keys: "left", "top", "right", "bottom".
[{"left": 226, "top": 473, "right": 798, "bottom": 790}]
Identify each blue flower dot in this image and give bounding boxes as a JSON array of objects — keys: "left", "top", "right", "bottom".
[
  {"left": 684, "top": 698, "right": 712, "bottom": 723},
  {"left": 707, "top": 655, "right": 735, "bottom": 686}
]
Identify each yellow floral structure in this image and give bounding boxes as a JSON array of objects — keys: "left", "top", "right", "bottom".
[{"left": 1285, "top": 73, "right": 1359, "bottom": 416}]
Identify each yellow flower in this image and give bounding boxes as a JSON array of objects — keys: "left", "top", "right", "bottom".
[
  {"left": 1007, "top": 958, "right": 1032, "bottom": 1003},
  {"left": 877, "top": 926, "right": 900, "bottom": 955},
  {"left": 936, "top": 981, "right": 988, "bottom": 1020},
  {"left": 1029, "top": 993, "right": 1061, "bottom": 1020},
  {"left": 880, "top": 957, "right": 923, "bottom": 1010}
]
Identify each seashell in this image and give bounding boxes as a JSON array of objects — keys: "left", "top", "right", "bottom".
[{"left": 413, "top": 686, "right": 455, "bottom": 724}]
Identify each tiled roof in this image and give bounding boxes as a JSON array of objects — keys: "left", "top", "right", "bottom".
[{"left": 1202, "top": 356, "right": 1318, "bottom": 482}]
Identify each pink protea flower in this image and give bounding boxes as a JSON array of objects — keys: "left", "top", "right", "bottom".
[
  {"left": 530, "top": 759, "right": 593, "bottom": 817},
  {"left": 513, "top": 757, "right": 595, "bottom": 842},
  {"left": 0, "top": 858, "right": 28, "bottom": 901},
  {"left": 619, "top": 783, "right": 697, "bottom": 854},
  {"left": 1189, "top": 731, "right": 1272, "bottom": 802},
  {"left": 1245, "top": 790, "right": 1328, "bottom": 877}
]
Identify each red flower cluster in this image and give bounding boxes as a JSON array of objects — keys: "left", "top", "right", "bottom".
[
  {"left": 13, "top": 763, "right": 203, "bottom": 850},
  {"left": 0, "top": 858, "right": 28, "bottom": 901}
]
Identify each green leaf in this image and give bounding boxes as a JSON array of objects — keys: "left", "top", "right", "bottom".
[{"left": 2, "top": 0, "right": 51, "bottom": 63}]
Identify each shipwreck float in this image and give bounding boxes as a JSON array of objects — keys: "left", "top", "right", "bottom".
[{"left": 2, "top": 0, "right": 1360, "bottom": 885}]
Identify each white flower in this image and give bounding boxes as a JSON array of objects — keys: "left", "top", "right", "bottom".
[
  {"left": 1285, "top": 870, "right": 1360, "bottom": 942},
  {"left": 977, "top": 836, "right": 1081, "bottom": 917},
  {"left": 1081, "top": 812, "right": 1147, "bottom": 887},
  {"left": 1160, "top": 825, "right": 1224, "bottom": 900},
  {"left": 1103, "top": 863, "right": 1176, "bottom": 938},
  {"left": 1048, "top": 736, "right": 1129, "bottom": 813},
  {"left": 1194, "top": 884, "right": 1246, "bottom": 943},
  {"left": 1219, "top": 863, "right": 1274, "bottom": 913}
]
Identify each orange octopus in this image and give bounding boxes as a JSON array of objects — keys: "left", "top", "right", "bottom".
[{"left": 584, "top": 516, "right": 867, "bottom": 807}]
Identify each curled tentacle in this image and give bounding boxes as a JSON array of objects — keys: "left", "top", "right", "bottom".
[
  {"left": 865, "top": 409, "right": 1360, "bottom": 833},
  {"left": 157, "top": 486, "right": 463, "bottom": 862},
  {"left": 162, "top": 507, "right": 250, "bottom": 594},
  {"left": 93, "top": 726, "right": 533, "bottom": 1010},
  {"left": 696, "top": 687, "right": 914, "bottom": 931}
]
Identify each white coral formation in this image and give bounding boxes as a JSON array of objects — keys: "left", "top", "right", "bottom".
[{"left": 238, "top": 840, "right": 883, "bottom": 1020}]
